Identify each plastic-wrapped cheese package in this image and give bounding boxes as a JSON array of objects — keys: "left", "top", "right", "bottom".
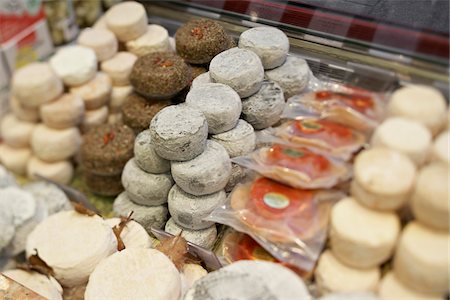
[{"left": 207, "top": 177, "right": 344, "bottom": 271}]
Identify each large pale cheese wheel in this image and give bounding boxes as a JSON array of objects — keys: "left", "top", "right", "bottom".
[
  {"left": 0, "top": 144, "right": 32, "bottom": 175},
  {"left": 431, "top": 130, "right": 449, "bottom": 166},
  {"left": 85, "top": 248, "right": 180, "bottom": 300},
  {"left": 70, "top": 72, "right": 112, "bottom": 110},
  {"left": 388, "top": 85, "right": 447, "bottom": 135},
  {"left": 105, "top": 218, "right": 154, "bottom": 249},
  {"left": 26, "top": 211, "right": 118, "bottom": 287},
  {"left": 1, "top": 114, "right": 35, "bottom": 147},
  {"left": 10, "top": 96, "right": 39, "bottom": 123},
  {"left": 134, "top": 129, "right": 170, "bottom": 174},
  {"left": 77, "top": 28, "right": 118, "bottom": 61},
  {"left": 101, "top": 52, "right": 137, "bottom": 86},
  {"left": 105, "top": 2, "right": 147, "bottom": 42},
  {"left": 3, "top": 269, "right": 63, "bottom": 300},
  {"left": 351, "top": 148, "right": 416, "bottom": 211},
  {"left": 210, "top": 119, "right": 256, "bottom": 158},
  {"left": 0, "top": 164, "right": 17, "bottom": 188},
  {"left": 40, "top": 93, "right": 85, "bottom": 129},
  {"left": 394, "top": 222, "right": 449, "bottom": 294},
  {"left": 24, "top": 181, "right": 72, "bottom": 215},
  {"left": 80, "top": 105, "right": 109, "bottom": 133},
  {"left": 27, "top": 156, "right": 74, "bottom": 185},
  {"left": 12, "top": 62, "right": 63, "bottom": 107},
  {"left": 315, "top": 250, "right": 380, "bottom": 296},
  {"left": 126, "top": 24, "right": 170, "bottom": 56},
  {"left": 110, "top": 85, "right": 133, "bottom": 113},
  {"left": 0, "top": 187, "right": 36, "bottom": 228},
  {"left": 165, "top": 218, "right": 217, "bottom": 249},
  {"left": 330, "top": 198, "right": 400, "bottom": 269},
  {"left": 371, "top": 117, "right": 432, "bottom": 165},
  {"left": 31, "top": 124, "right": 81, "bottom": 162},
  {"left": 379, "top": 272, "right": 442, "bottom": 300}
]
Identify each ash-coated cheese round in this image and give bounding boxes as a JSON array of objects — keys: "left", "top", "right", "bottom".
[
  {"left": 190, "top": 71, "right": 213, "bottom": 89},
  {"left": 168, "top": 185, "right": 225, "bottom": 230},
  {"left": 50, "top": 45, "right": 97, "bottom": 87},
  {"left": 121, "top": 158, "right": 174, "bottom": 206},
  {"left": 239, "top": 26, "right": 289, "bottom": 70},
  {"left": 134, "top": 129, "right": 170, "bottom": 174},
  {"left": 110, "top": 85, "right": 133, "bottom": 113},
  {"left": 0, "top": 113, "right": 35, "bottom": 147},
  {"left": 0, "top": 164, "right": 17, "bottom": 188},
  {"left": 81, "top": 105, "right": 109, "bottom": 133},
  {"left": 0, "top": 187, "right": 36, "bottom": 227},
  {"left": 12, "top": 62, "right": 63, "bottom": 107},
  {"left": 165, "top": 218, "right": 217, "bottom": 249},
  {"left": 26, "top": 211, "right": 118, "bottom": 287},
  {"left": 113, "top": 191, "right": 168, "bottom": 232},
  {"left": 378, "top": 272, "right": 442, "bottom": 300},
  {"left": 171, "top": 140, "right": 232, "bottom": 196},
  {"left": 0, "top": 144, "right": 31, "bottom": 175},
  {"left": 27, "top": 156, "right": 74, "bottom": 185},
  {"left": 3, "top": 269, "right": 63, "bottom": 300},
  {"left": 351, "top": 148, "right": 416, "bottom": 211},
  {"left": 185, "top": 260, "right": 310, "bottom": 300},
  {"left": 40, "top": 93, "right": 85, "bottom": 129},
  {"left": 209, "top": 47, "right": 264, "bottom": 98},
  {"left": 388, "top": 85, "right": 447, "bottom": 135},
  {"left": 70, "top": 72, "right": 112, "bottom": 110},
  {"left": 186, "top": 83, "right": 242, "bottom": 134},
  {"left": 150, "top": 105, "right": 208, "bottom": 161},
  {"left": 314, "top": 250, "right": 380, "bottom": 296},
  {"left": 24, "top": 181, "right": 72, "bottom": 215},
  {"left": 431, "top": 130, "right": 449, "bottom": 165},
  {"left": 101, "top": 52, "right": 137, "bottom": 86},
  {"left": 77, "top": 28, "right": 118, "bottom": 62},
  {"left": 85, "top": 248, "right": 181, "bottom": 300},
  {"left": 329, "top": 197, "right": 400, "bottom": 269},
  {"left": 371, "top": 117, "right": 432, "bottom": 166},
  {"left": 105, "top": 218, "right": 154, "bottom": 249},
  {"left": 0, "top": 205, "right": 15, "bottom": 252},
  {"left": 10, "top": 96, "right": 39, "bottom": 123},
  {"left": 105, "top": 2, "right": 147, "bottom": 42},
  {"left": 225, "top": 163, "right": 249, "bottom": 192},
  {"left": 126, "top": 24, "right": 170, "bottom": 56},
  {"left": 31, "top": 124, "right": 81, "bottom": 162},
  {"left": 210, "top": 119, "right": 256, "bottom": 158},
  {"left": 393, "top": 222, "right": 449, "bottom": 294},
  {"left": 265, "top": 56, "right": 310, "bottom": 99}
]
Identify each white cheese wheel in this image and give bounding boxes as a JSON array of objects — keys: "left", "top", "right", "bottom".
[
  {"left": 10, "top": 96, "right": 39, "bottom": 123},
  {"left": 0, "top": 187, "right": 36, "bottom": 227},
  {"left": 393, "top": 222, "right": 449, "bottom": 294},
  {"left": 319, "top": 293, "right": 379, "bottom": 300},
  {"left": 0, "top": 203, "right": 15, "bottom": 252},
  {"left": 150, "top": 105, "right": 208, "bottom": 161},
  {"left": 27, "top": 156, "right": 74, "bottom": 185},
  {"left": 126, "top": 24, "right": 170, "bottom": 56},
  {"left": 85, "top": 248, "right": 180, "bottom": 300},
  {"left": 105, "top": 218, "right": 153, "bottom": 249},
  {"left": 0, "top": 164, "right": 17, "bottom": 188},
  {"left": 351, "top": 148, "right": 416, "bottom": 211},
  {"left": 70, "top": 72, "right": 112, "bottom": 110},
  {"left": 171, "top": 140, "right": 231, "bottom": 196},
  {"left": 165, "top": 218, "right": 217, "bottom": 249},
  {"left": 50, "top": 45, "right": 97, "bottom": 87},
  {"left": 185, "top": 260, "right": 310, "bottom": 300},
  {"left": 24, "top": 181, "right": 72, "bottom": 215},
  {"left": 210, "top": 119, "right": 256, "bottom": 158},
  {"left": 388, "top": 85, "right": 447, "bottom": 135},
  {"left": 3, "top": 269, "right": 63, "bottom": 300},
  {"left": 12, "top": 62, "right": 63, "bottom": 107},
  {"left": 134, "top": 129, "right": 170, "bottom": 174},
  {"left": 40, "top": 93, "right": 85, "bottom": 129},
  {"left": 191, "top": 72, "right": 212, "bottom": 89},
  {"left": 31, "top": 124, "right": 81, "bottom": 162},
  {"left": 81, "top": 105, "right": 109, "bottom": 133},
  {"left": 379, "top": 272, "right": 442, "bottom": 300},
  {"left": 0, "top": 114, "right": 35, "bottom": 147},
  {"left": 0, "top": 144, "right": 31, "bottom": 175},
  {"left": 92, "top": 15, "right": 107, "bottom": 30},
  {"left": 107, "top": 112, "right": 122, "bottom": 125},
  {"left": 110, "top": 85, "right": 133, "bottom": 113},
  {"left": 225, "top": 163, "right": 249, "bottom": 192},
  {"left": 180, "top": 264, "right": 208, "bottom": 297},
  {"left": 113, "top": 191, "right": 168, "bottom": 232},
  {"left": 169, "top": 36, "right": 176, "bottom": 52},
  {"left": 371, "top": 117, "right": 432, "bottom": 166},
  {"left": 105, "top": 2, "right": 147, "bottom": 42},
  {"left": 186, "top": 83, "right": 242, "bottom": 134},
  {"left": 209, "top": 47, "right": 264, "bottom": 98},
  {"left": 101, "top": 52, "right": 137, "bottom": 86},
  {"left": 121, "top": 158, "right": 174, "bottom": 206},
  {"left": 431, "top": 130, "right": 449, "bottom": 166},
  {"left": 77, "top": 28, "right": 118, "bottom": 62},
  {"left": 330, "top": 197, "right": 400, "bottom": 269},
  {"left": 26, "top": 210, "right": 117, "bottom": 287},
  {"left": 315, "top": 250, "right": 380, "bottom": 296},
  {"left": 168, "top": 184, "right": 225, "bottom": 230}
]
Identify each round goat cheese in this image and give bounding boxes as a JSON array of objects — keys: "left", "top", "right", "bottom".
[
  {"left": 105, "top": 2, "right": 148, "bottom": 42},
  {"left": 27, "top": 156, "right": 74, "bottom": 185},
  {"left": 77, "top": 28, "right": 118, "bottom": 62},
  {"left": 165, "top": 218, "right": 217, "bottom": 249},
  {"left": 126, "top": 24, "right": 170, "bottom": 56},
  {"left": 210, "top": 119, "right": 256, "bottom": 158},
  {"left": 1, "top": 114, "right": 35, "bottom": 147},
  {"left": 134, "top": 129, "right": 170, "bottom": 174},
  {"left": 40, "top": 93, "right": 85, "bottom": 129}
]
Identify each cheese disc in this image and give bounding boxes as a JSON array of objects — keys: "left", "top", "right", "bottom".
[
  {"left": 105, "top": 2, "right": 147, "bottom": 42},
  {"left": 0, "top": 187, "right": 36, "bottom": 228},
  {"left": 134, "top": 129, "right": 170, "bottom": 174},
  {"left": 85, "top": 248, "right": 180, "bottom": 300},
  {"left": 165, "top": 218, "right": 217, "bottom": 249},
  {"left": 181, "top": 264, "right": 208, "bottom": 297},
  {"left": 105, "top": 218, "right": 154, "bottom": 249},
  {"left": 210, "top": 119, "right": 256, "bottom": 158},
  {"left": 10, "top": 96, "right": 39, "bottom": 123},
  {"left": 379, "top": 272, "right": 442, "bottom": 300},
  {"left": 126, "top": 24, "right": 170, "bottom": 56},
  {"left": 24, "top": 181, "right": 72, "bottom": 215},
  {"left": 107, "top": 112, "right": 123, "bottom": 125},
  {"left": 70, "top": 72, "right": 112, "bottom": 110},
  {"left": 225, "top": 163, "right": 249, "bottom": 192},
  {"left": 431, "top": 130, "right": 449, "bottom": 166},
  {"left": 3, "top": 269, "right": 63, "bottom": 300},
  {"left": 110, "top": 85, "right": 133, "bottom": 113},
  {"left": 101, "top": 52, "right": 137, "bottom": 86},
  {"left": 191, "top": 72, "right": 212, "bottom": 89},
  {"left": 27, "top": 156, "right": 74, "bottom": 185},
  {"left": 0, "top": 203, "right": 15, "bottom": 252},
  {"left": 0, "top": 144, "right": 32, "bottom": 175},
  {"left": 40, "top": 93, "right": 85, "bottom": 129},
  {"left": 80, "top": 105, "right": 109, "bottom": 133},
  {"left": 1, "top": 114, "right": 35, "bottom": 147},
  {"left": 0, "top": 164, "right": 17, "bottom": 188},
  {"left": 77, "top": 28, "right": 118, "bottom": 62}
]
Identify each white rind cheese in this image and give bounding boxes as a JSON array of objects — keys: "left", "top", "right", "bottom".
[
  {"left": 70, "top": 72, "right": 112, "bottom": 110},
  {"left": 105, "top": 2, "right": 147, "bottom": 42},
  {"left": 110, "top": 85, "right": 133, "bottom": 113},
  {"left": 378, "top": 272, "right": 442, "bottom": 300},
  {"left": 0, "top": 205, "right": 15, "bottom": 252},
  {"left": 80, "top": 105, "right": 109, "bottom": 133},
  {"left": 1, "top": 114, "right": 35, "bottom": 147},
  {"left": 3, "top": 269, "right": 63, "bottom": 300},
  {"left": 77, "top": 28, "right": 118, "bottom": 62},
  {"left": 191, "top": 72, "right": 213, "bottom": 89},
  {"left": 10, "top": 96, "right": 40, "bottom": 123},
  {"left": 165, "top": 218, "right": 217, "bottom": 249},
  {"left": 225, "top": 163, "right": 249, "bottom": 192},
  {"left": 134, "top": 129, "right": 171, "bottom": 174},
  {"left": 24, "top": 181, "right": 72, "bottom": 215},
  {"left": 431, "top": 130, "right": 449, "bottom": 166},
  {"left": 0, "top": 187, "right": 36, "bottom": 227},
  {"left": 0, "top": 165, "right": 17, "bottom": 188},
  {"left": 40, "top": 93, "right": 85, "bottom": 129},
  {"left": 27, "top": 156, "right": 74, "bottom": 185},
  {"left": 0, "top": 144, "right": 31, "bottom": 175},
  {"left": 101, "top": 52, "right": 137, "bottom": 86},
  {"left": 105, "top": 218, "right": 154, "bottom": 249},
  {"left": 126, "top": 24, "right": 170, "bottom": 56},
  {"left": 181, "top": 264, "right": 208, "bottom": 297},
  {"left": 210, "top": 119, "right": 256, "bottom": 158}
]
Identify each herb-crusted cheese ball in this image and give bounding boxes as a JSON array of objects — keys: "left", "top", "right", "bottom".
[{"left": 84, "top": 171, "right": 124, "bottom": 197}]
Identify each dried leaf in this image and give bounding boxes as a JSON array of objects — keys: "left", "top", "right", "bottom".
[
  {"left": 72, "top": 201, "right": 97, "bottom": 217},
  {"left": 156, "top": 233, "right": 200, "bottom": 270},
  {"left": 17, "top": 249, "right": 54, "bottom": 277},
  {"left": 113, "top": 211, "right": 134, "bottom": 251}
]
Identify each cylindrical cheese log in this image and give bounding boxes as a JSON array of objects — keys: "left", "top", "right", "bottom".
[
  {"left": 209, "top": 47, "right": 264, "bottom": 98},
  {"left": 379, "top": 272, "right": 442, "bottom": 300},
  {"left": 150, "top": 105, "right": 208, "bottom": 161},
  {"left": 105, "top": 2, "right": 147, "bottom": 42},
  {"left": 110, "top": 85, "right": 133, "bottom": 113},
  {"left": 314, "top": 250, "right": 380, "bottom": 296},
  {"left": 168, "top": 185, "right": 225, "bottom": 230},
  {"left": 113, "top": 192, "right": 168, "bottom": 232},
  {"left": 3, "top": 269, "right": 63, "bottom": 300},
  {"left": 85, "top": 248, "right": 181, "bottom": 300},
  {"left": 239, "top": 26, "right": 289, "bottom": 70},
  {"left": 101, "top": 52, "right": 137, "bottom": 86},
  {"left": 351, "top": 148, "right": 416, "bottom": 211},
  {"left": 27, "top": 156, "right": 74, "bottom": 185},
  {"left": 121, "top": 158, "right": 173, "bottom": 206},
  {"left": 24, "top": 181, "right": 72, "bottom": 215},
  {"left": 388, "top": 85, "right": 447, "bottom": 135},
  {"left": 31, "top": 124, "right": 81, "bottom": 162},
  {"left": 77, "top": 28, "right": 118, "bottom": 61},
  {"left": 10, "top": 96, "right": 39, "bottom": 122},
  {"left": 165, "top": 218, "right": 217, "bottom": 249},
  {"left": 50, "top": 45, "right": 97, "bottom": 87},
  {"left": 40, "top": 93, "right": 85, "bottom": 129},
  {"left": 210, "top": 119, "right": 256, "bottom": 158},
  {"left": 394, "top": 222, "right": 449, "bottom": 294},
  {"left": 12, "top": 62, "right": 63, "bottom": 107},
  {"left": 225, "top": 163, "right": 249, "bottom": 192},
  {"left": 431, "top": 130, "right": 449, "bottom": 166},
  {"left": 0, "top": 144, "right": 31, "bottom": 175},
  {"left": 105, "top": 218, "right": 154, "bottom": 249},
  {"left": 81, "top": 105, "right": 109, "bottom": 133},
  {"left": 191, "top": 72, "right": 212, "bottom": 89},
  {"left": 70, "top": 72, "right": 112, "bottom": 110},
  {"left": 186, "top": 83, "right": 242, "bottom": 134},
  {"left": 126, "top": 24, "right": 170, "bottom": 56},
  {"left": 26, "top": 211, "right": 118, "bottom": 287},
  {"left": 0, "top": 114, "right": 35, "bottom": 147},
  {"left": 330, "top": 198, "right": 400, "bottom": 269},
  {"left": 171, "top": 140, "right": 232, "bottom": 196},
  {"left": 134, "top": 129, "right": 170, "bottom": 174}
]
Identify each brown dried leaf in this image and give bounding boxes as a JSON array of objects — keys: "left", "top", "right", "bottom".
[
  {"left": 73, "top": 201, "right": 97, "bottom": 217},
  {"left": 113, "top": 211, "right": 134, "bottom": 251},
  {"left": 156, "top": 232, "right": 200, "bottom": 270},
  {"left": 17, "top": 249, "right": 54, "bottom": 277}
]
